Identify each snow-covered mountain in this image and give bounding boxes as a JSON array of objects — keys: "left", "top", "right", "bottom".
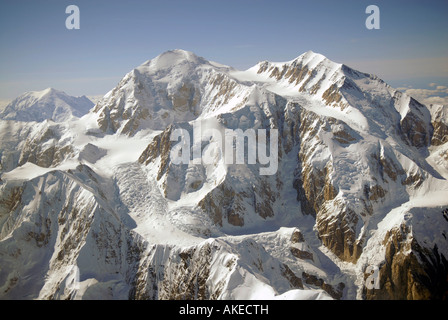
[
  {"left": 0, "top": 88, "right": 93, "bottom": 123},
  {"left": 0, "top": 49, "right": 447, "bottom": 300}
]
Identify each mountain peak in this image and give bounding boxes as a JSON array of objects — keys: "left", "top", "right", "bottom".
[
  {"left": 299, "top": 49, "right": 319, "bottom": 58},
  {"left": 36, "top": 87, "right": 65, "bottom": 99},
  {"left": 146, "top": 49, "right": 208, "bottom": 70},
  {"left": 0, "top": 88, "right": 93, "bottom": 122},
  {"left": 293, "top": 50, "right": 340, "bottom": 67},
  {"left": 43, "top": 87, "right": 57, "bottom": 94}
]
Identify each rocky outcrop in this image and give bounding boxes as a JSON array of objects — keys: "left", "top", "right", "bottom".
[
  {"left": 363, "top": 224, "right": 448, "bottom": 300},
  {"left": 294, "top": 163, "right": 337, "bottom": 217},
  {"left": 139, "top": 243, "right": 217, "bottom": 300},
  {"left": 138, "top": 125, "right": 173, "bottom": 181},
  {"left": 19, "top": 138, "right": 73, "bottom": 169},
  {"left": 317, "top": 203, "right": 363, "bottom": 263},
  {"left": 197, "top": 176, "right": 277, "bottom": 227},
  {"left": 198, "top": 182, "right": 245, "bottom": 227},
  {"left": 284, "top": 105, "right": 339, "bottom": 217},
  {"left": 207, "top": 73, "right": 239, "bottom": 110},
  {"left": 431, "top": 121, "right": 448, "bottom": 146},
  {"left": 302, "top": 272, "right": 345, "bottom": 300},
  {"left": 130, "top": 237, "right": 313, "bottom": 300},
  {"left": 322, "top": 84, "right": 343, "bottom": 107},
  {"left": 429, "top": 104, "right": 448, "bottom": 146},
  {"left": 400, "top": 98, "right": 432, "bottom": 149}
]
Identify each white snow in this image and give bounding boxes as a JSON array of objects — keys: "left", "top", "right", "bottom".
[{"left": 0, "top": 88, "right": 93, "bottom": 122}]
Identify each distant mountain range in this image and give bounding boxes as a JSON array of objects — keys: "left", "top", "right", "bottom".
[{"left": 0, "top": 87, "right": 93, "bottom": 122}]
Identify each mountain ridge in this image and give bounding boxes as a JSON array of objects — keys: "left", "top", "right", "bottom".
[{"left": 0, "top": 88, "right": 93, "bottom": 123}]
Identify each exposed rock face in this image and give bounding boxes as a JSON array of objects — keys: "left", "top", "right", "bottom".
[
  {"left": 429, "top": 104, "right": 448, "bottom": 146},
  {"left": 78, "top": 143, "right": 107, "bottom": 164},
  {"left": 131, "top": 242, "right": 218, "bottom": 300},
  {"left": 138, "top": 125, "right": 174, "bottom": 182},
  {"left": 431, "top": 121, "right": 448, "bottom": 146},
  {"left": 399, "top": 98, "right": 432, "bottom": 149},
  {"left": 322, "top": 84, "right": 343, "bottom": 107},
  {"left": 133, "top": 239, "right": 311, "bottom": 300},
  {"left": 18, "top": 127, "right": 73, "bottom": 168},
  {"left": 198, "top": 182, "right": 246, "bottom": 227},
  {"left": 302, "top": 272, "right": 345, "bottom": 300},
  {"left": 363, "top": 224, "right": 448, "bottom": 300},
  {"left": 0, "top": 121, "right": 74, "bottom": 173},
  {"left": 290, "top": 230, "right": 314, "bottom": 261},
  {"left": 317, "top": 205, "right": 363, "bottom": 263}
]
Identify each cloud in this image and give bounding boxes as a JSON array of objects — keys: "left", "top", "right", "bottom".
[{"left": 399, "top": 83, "right": 448, "bottom": 106}]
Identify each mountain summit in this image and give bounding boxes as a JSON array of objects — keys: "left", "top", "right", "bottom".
[
  {"left": 0, "top": 50, "right": 447, "bottom": 300},
  {"left": 146, "top": 49, "right": 211, "bottom": 70}
]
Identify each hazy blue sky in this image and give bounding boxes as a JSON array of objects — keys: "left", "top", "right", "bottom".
[{"left": 0, "top": 0, "right": 447, "bottom": 101}]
